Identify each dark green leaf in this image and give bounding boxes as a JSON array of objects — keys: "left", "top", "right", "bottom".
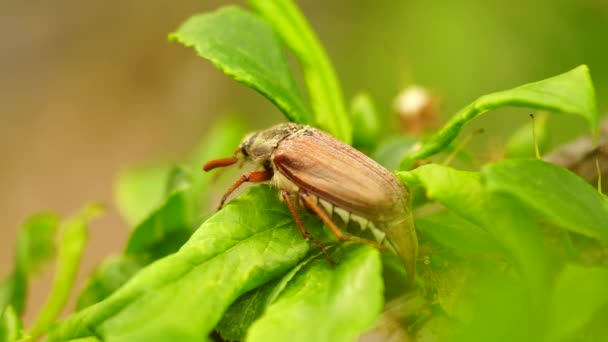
[
  {"left": 350, "top": 92, "right": 380, "bottom": 149},
  {"left": 29, "top": 204, "right": 102, "bottom": 338},
  {"left": 170, "top": 6, "right": 311, "bottom": 125},
  {"left": 401, "top": 65, "right": 597, "bottom": 168},
  {"left": 546, "top": 264, "right": 608, "bottom": 341},
  {"left": 247, "top": 244, "right": 383, "bottom": 342},
  {"left": 248, "top": 0, "right": 351, "bottom": 143},
  {"left": 48, "top": 186, "right": 313, "bottom": 341},
  {"left": 481, "top": 159, "right": 608, "bottom": 243},
  {"left": 0, "top": 213, "right": 59, "bottom": 316}
]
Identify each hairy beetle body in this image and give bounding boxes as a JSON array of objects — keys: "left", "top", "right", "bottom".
[{"left": 204, "top": 123, "right": 418, "bottom": 284}]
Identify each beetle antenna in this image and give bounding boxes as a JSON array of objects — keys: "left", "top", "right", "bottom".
[{"left": 203, "top": 148, "right": 242, "bottom": 172}]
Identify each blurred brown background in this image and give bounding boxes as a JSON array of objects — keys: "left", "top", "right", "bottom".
[{"left": 1, "top": 0, "right": 607, "bottom": 322}]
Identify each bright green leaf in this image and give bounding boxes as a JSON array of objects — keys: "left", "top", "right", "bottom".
[
  {"left": 248, "top": 0, "right": 351, "bottom": 143},
  {"left": 0, "top": 306, "right": 24, "bottom": 342},
  {"left": 0, "top": 213, "right": 59, "bottom": 316},
  {"left": 482, "top": 159, "right": 608, "bottom": 243},
  {"left": 170, "top": 6, "right": 311, "bottom": 125},
  {"left": 247, "top": 244, "right": 383, "bottom": 342},
  {"left": 29, "top": 204, "right": 102, "bottom": 338},
  {"left": 546, "top": 264, "right": 608, "bottom": 341},
  {"left": 401, "top": 65, "right": 597, "bottom": 169},
  {"left": 350, "top": 92, "right": 380, "bottom": 149},
  {"left": 48, "top": 186, "right": 314, "bottom": 341}
]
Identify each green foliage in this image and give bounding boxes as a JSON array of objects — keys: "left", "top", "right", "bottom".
[
  {"left": 248, "top": 0, "right": 351, "bottom": 143},
  {"left": 3, "top": 1, "right": 606, "bottom": 342},
  {"left": 401, "top": 65, "right": 597, "bottom": 169},
  {"left": 169, "top": 6, "right": 311, "bottom": 126}
]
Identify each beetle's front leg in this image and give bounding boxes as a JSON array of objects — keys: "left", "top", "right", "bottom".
[
  {"left": 280, "top": 190, "right": 336, "bottom": 266},
  {"left": 218, "top": 169, "right": 273, "bottom": 210}
]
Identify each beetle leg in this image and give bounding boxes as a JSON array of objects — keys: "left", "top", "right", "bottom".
[
  {"left": 218, "top": 169, "right": 273, "bottom": 210},
  {"left": 280, "top": 190, "right": 335, "bottom": 266},
  {"left": 300, "top": 192, "right": 385, "bottom": 251}
]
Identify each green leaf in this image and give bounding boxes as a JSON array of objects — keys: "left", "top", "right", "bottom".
[
  {"left": 0, "top": 213, "right": 60, "bottom": 316},
  {"left": 216, "top": 251, "right": 322, "bottom": 341},
  {"left": 114, "top": 164, "right": 172, "bottom": 227},
  {"left": 170, "top": 6, "right": 311, "bottom": 125},
  {"left": 350, "top": 92, "right": 381, "bottom": 149},
  {"left": 401, "top": 65, "right": 597, "bottom": 169},
  {"left": 398, "top": 165, "right": 551, "bottom": 295},
  {"left": 77, "top": 119, "right": 246, "bottom": 312},
  {"left": 125, "top": 118, "right": 247, "bottom": 259},
  {"left": 75, "top": 256, "right": 143, "bottom": 311},
  {"left": 248, "top": 0, "right": 351, "bottom": 143},
  {"left": 415, "top": 210, "right": 499, "bottom": 257},
  {"left": 504, "top": 113, "right": 549, "bottom": 158},
  {"left": 481, "top": 159, "right": 608, "bottom": 243},
  {"left": 0, "top": 306, "right": 24, "bottom": 342},
  {"left": 247, "top": 244, "right": 383, "bottom": 342},
  {"left": 48, "top": 186, "right": 314, "bottom": 341},
  {"left": 29, "top": 204, "right": 102, "bottom": 338},
  {"left": 546, "top": 264, "right": 608, "bottom": 341}
]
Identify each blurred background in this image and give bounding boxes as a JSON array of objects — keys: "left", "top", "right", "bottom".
[{"left": 1, "top": 0, "right": 607, "bottom": 322}]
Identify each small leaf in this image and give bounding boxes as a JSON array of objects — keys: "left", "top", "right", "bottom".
[
  {"left": 48, "top": 186, "right": 314, "bottom": 341},
  {"left": 170, "top": 6, "right": 311, "bottom": 125},
  {"left": 114, "top": 164, "right": 172, "bottom": 227},
  {"left": 350, "top": 92, "right": 380, "bottom": 149},
  {"left": 0, "top": 306, "right": 24, "bottom": 342},
  {"left": 29, "top": 204, "right": 102, "bottom": 338},
  {"left": 401, "top": 65, "right": 597, "bottom": 168},
  {"left": 546, "top": 264, "right": 608, "bottom": 341},
  {"left": 481, "top": 159, "right": 608, "bottom": 243},
  {"left": 247, "top": 244, "right": 383, "bottom": 342},
  {"left": 0, "top": 213, "right": 60, "bottom": 316},
  {"left": 504, "top": 113, "right": 549, "bottom": 158},
  {"left": 248, "top": 0, "right": 351, "bottom": 143}
]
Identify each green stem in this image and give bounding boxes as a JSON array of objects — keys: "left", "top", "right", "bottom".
[{"left": 248, "top": 0, "right": 352, "bottom": 143}]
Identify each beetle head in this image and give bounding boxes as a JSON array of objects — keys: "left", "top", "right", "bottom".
[{"left": 204, "top": 123, "right": 302, "bottom": 172}]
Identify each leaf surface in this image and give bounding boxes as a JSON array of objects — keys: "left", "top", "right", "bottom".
[
  {"left": 170, "top": 6, "right": 311, "bottom": 125},
  {"left": 401, "top": 65, "right": 597, "bottom": 168},
  {"left": 247, "top": 244, "right": 383, "bottom": 342}
]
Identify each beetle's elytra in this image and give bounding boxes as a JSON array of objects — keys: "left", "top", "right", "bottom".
[{"left": 204, "top": 123, "right": 418, "bottom": 284}]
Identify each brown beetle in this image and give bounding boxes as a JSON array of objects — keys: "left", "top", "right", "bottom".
[{"left": 204, "top": 123, "right": 417, "bottom": 284}]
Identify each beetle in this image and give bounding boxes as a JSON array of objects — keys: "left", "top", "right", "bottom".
[{"left": 204, "top": 123, "right": 417, "bottom": 285}]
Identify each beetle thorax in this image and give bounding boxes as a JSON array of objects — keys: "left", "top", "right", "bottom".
[{"left": 240, "top": 123, "right": 304, "bottom": 164}]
